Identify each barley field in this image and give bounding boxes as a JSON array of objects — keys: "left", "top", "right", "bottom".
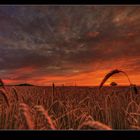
[{"left": 0, "top": 84, "right": 140, "bottom": 130}]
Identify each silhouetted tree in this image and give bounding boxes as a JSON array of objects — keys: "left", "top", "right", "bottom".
[{"left": 110, "top": 82, "right": 117, "bottom": 86}]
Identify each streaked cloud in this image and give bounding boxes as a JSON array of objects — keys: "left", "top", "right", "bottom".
[{"left": 0, "top": 6, "right": 139, "bottom": 85}]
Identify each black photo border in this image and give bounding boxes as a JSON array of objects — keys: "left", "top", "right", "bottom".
[{"left": 0, "top": 0, "right": 140, "bottom": 139}]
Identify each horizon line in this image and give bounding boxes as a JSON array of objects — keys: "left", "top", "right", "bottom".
[{"left": 3, "top": 85, "right": 140, "bottom": 87}]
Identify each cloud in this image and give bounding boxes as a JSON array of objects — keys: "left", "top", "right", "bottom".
[{"left": 0, "top": 6, "right": 140, "bottom": 85}]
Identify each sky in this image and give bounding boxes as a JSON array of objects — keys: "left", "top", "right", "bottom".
[{"left": 0, "top": 5, "right": 140, "bottom": 86}]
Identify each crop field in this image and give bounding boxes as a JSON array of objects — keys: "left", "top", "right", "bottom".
[
  {"left": 0, "top": 85, "right": 140, "bottom": 130},
  {"left": 0, "top": 6, "right": 140, "bottom": 132}
]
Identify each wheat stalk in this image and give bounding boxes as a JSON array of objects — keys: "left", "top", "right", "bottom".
[
  {"left": 78, "top": 120, "right": 112, "bottom": 130},
  {"left": 130, "top": 84, "right": 138, "bottom": 95},
  {"left": 0, "top": 89, "right": 10, "bottom": 107},
  {"left": 130, "top": 125, "right": 140, "bottom": 130},
  {"left": 52, "top": 83, "right": 55, "bottom": 103},
  {"left": 0, "top": 79, "right": 4, "bottom": 87},
  {"left": 12, "top": 88, "right": 19, "bottom": 101},
  {"left": 99, "top": 69, "right": 131, "bottom": 89},
  {"left": 34, "top": 105, "right": 56, "bottom": 130},
  {"left": 19, "top": 103, "right": 35, "bottom": 129}
]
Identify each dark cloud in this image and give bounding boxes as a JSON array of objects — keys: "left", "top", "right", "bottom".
[{"left": 0, "top": 6, "right": 140, "bottom": 84}]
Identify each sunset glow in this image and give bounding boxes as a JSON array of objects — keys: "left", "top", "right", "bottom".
[{"left": 0, "top": 6, "right": 140, "bottom": 86}]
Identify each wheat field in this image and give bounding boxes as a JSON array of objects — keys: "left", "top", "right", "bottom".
[
  {"left": 0, "top": 83, "right": 140, "bottom": 130},
  {"left": 0, "top": 69, "right": 139, "bottom": 130}
]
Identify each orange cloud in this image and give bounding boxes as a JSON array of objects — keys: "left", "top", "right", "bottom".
[{"left": 86, "top": 32, "right": 100, "bottom": 38}]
